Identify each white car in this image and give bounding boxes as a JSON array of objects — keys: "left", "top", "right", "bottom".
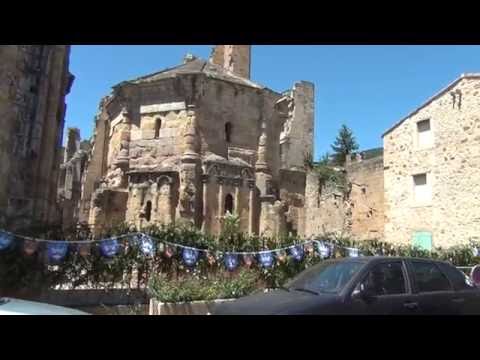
[{"left": 0, "top": 297, "right": 89, "bottom": 315}]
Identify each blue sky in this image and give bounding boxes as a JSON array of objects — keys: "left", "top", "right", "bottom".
[{"left": 66, "top": 45, "right": 480, "bottom": 160}]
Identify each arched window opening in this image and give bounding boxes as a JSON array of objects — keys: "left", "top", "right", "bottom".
[
  {"left": 145, "top": 201, "right": 152, "bottom": 222},
  {"left": 224, "top": 194, "right": 234, "bottom": 215},
  {"left": 225, "top": 122, "right": 232, "bottom": 143},
  {"left": 154, "top": 118, "right": 162, "bottom": 139}
]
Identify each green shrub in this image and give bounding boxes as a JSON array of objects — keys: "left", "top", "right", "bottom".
[{"left": 147, "top": 269, "right": 261, "bottom": 303}]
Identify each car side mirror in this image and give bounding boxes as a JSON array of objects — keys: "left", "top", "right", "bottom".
[{"left": 352, "top": 283, "right": 375, "bottom": 302}]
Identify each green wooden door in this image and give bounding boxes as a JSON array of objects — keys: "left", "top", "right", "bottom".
[{"left": 413, "top": 232, "right": 432, "bottom": 251}]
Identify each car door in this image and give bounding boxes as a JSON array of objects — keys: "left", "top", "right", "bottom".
[
  {"left": 349, "top": 260, "right": 420, "bottom": 315},
  {"left": 406, "top": 260, "right": 456, "bottom": 315},
  {"left": 436, "top": 263, "right": 480, "bottom": 315}
]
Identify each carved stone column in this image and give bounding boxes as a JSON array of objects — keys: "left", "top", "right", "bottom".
[
  {"left": 201, "top": 174, "right": 209, "bottom": 232},
  {"left": 234, "top": 178, "right": 242, "bottom": 216},
  {"left": 217, "top": 176, "right": 225, "bottom": 218},
  {"left": 248, "top": 179, "right": 256, "bottom": 235}
]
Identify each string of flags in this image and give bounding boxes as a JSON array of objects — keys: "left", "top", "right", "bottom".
[{"left": 0, "top": 229, "right": 478, "bottom": 271}]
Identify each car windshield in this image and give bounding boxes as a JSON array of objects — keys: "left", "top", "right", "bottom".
[{"left": 285, "top": 260, "right": 365, "bottom": 294}]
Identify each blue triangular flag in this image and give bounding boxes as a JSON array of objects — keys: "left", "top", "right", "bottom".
[
  {"left": 100, "top": 238, "right": 119, "bottom": 258},
  {"left": 0, "top": 231, "right": 14, "bottom": 251},
  {"left": 182, "top": 248, "right": 199, "bottom": 267},
  {"left": 47, "top": 241, "right": 69, "bottom": 263},
  {"left": 139, "top": 235, "right": 155, "bottom": 257},
  {"left": 224, "top": 253, "right": 239, "bottom": 271},
  {"left": 289, "top": 245, "right": 304, "bottom": 262},
  {"left": 258, "top": 251, "right": 274, "bottom": 268}
]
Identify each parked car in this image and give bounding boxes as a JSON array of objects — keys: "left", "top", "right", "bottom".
[
  {"left": 212, "top": 257, "right": 480, "bottom": 315},
  {"left": 0, "top": 298, "right": 89, "bottom": 315}
]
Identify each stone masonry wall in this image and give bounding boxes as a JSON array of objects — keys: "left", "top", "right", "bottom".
[
  {"left": 0, "top": 45, "right": 73, "bottom": 229},
  {"left": 346, "top": 155, "right": 384, "bottom": 240},
  {"left": 384, "top": 76, "right": 480, "bottom": 248}
]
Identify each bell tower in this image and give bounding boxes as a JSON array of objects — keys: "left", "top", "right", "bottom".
[{"left": 209, "top": 45, "right": 251, "bottom": 79}]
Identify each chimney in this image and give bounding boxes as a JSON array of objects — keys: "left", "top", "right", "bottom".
[{"left": 209, "top": 45, "right": 251, "bottom": 79}]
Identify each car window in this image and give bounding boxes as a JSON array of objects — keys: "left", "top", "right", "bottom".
[
  {"left": 410, "top": 261, "right": 452, "bottom": 293},
  {"left": 360, "top": 262, "right": 406, "bottom": 296},
  {"left": 286, "top": 260, "right": 365, "bottom": 294},
  {"left": 437, "top": 263, "right": 476, "bottom": 291}
]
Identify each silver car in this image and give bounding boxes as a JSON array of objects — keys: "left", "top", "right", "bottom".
[{"left": 0, "top": 297, "right": 89, "bottom": 315}]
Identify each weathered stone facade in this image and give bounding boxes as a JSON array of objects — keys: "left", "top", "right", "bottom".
[
  {"left": 0, "top": 45, "right": 73, "bottom": 229},
  {"left": 304, "top": 149, "right": 384, "bottom": 240},
  {"left": 346, "top": 151, "right": 384, "bottom": 240},
  {"left": 79, "top": 46, "right": 314, "bottom": 237},
  {"left": 383, "top": 74, "right": 480, "bottom": 248},
  {"left": 58, "top": 128, "right": 90, "bottom": 230}
]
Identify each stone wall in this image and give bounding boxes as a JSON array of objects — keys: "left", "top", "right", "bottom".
[
  {"left": 383, "top": 75, "right": 480, "bottom": 248},
  {"left": 304, "top": 171, "right": 350, "bottom": 237},
  {"left": 304, "top": 151, "right": 384, "bottom": 240},
  {"left": 0, "top": 45, "right": 73, "bottom": 229},
  {"left": 345, "top": 153, "right": 384, "bottom": 240},
  {"left": 280, "top": 81, "right": 315, "bottom": 171},
  {"left": 79, "top": 47, "right": 313, "bottom": 238},
  {"left": 58, "top": 128, "right": 90, "bottom": 229}
]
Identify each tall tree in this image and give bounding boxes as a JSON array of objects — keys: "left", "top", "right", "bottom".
[{"left": 331, "top": 124, "right": 359, "bottom": 165}]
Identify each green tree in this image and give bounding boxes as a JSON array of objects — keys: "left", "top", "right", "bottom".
[
  {"left": 318, "top": 152, "right": 331, "bottom": 166},
  {"left": 331, "top": 124, "right": 359, "bottom": 165}
]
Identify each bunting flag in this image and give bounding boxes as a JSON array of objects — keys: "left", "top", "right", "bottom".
[
  {"left": 315, "top": 241, "right": 331, "bottom": 259},
  {"left": 276, "top": 250, "right": 287, "bottom": 263},
  {"left": 47, "top": 242, "right": 69, "bottom": 263},
  {"left": 206, "top": 252, "right": 217, "bottom": 265},
  {"left": 224, "top": 254, "right": 239, "bottom": 271},
  {"left": 182, "top": 248, "right": 199, "bottom": 267},
  {"left": 100, "top": 238, "right": 119, "bottom": 258},
  {"left": 289, "top": 245, "right": 304, "bottom": 262},
  {"left": 243, "top": 254, "right": 254, "bottom": 268},
  {"left": 305, "top": 242, "right": 315, "bottom": 255},
  {"left": 0, "top": 231, "right": 13, "bottom": 251},
  {"left": 346, "top": 247, "right": 360, "bottom": 258},
  {"left": 139, "top": 235, "right": 155, "bottom": 257},
  {"left": 164, "top": 245, "right": 175, "bottom": 259},
  {"left": 1, "top": 228, "right": 477, "bottom": 271},
  {"left": 77, "top": 243, "right": 91, "bottom": 257},
  {"left": 23, "top": 239, "right": 39, "bottom": 256},
  {"left": 258, "top": 251, "right": 275, "bottom": 268}
]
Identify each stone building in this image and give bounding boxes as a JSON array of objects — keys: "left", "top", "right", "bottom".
[
  {"left": 79, "top": 45, "right": 314, "bottom": 237},
  {"left": 304, "top": 148, "right": 384, "bottom": 240},
  {"left": 383, "top": 73, "right": 480, "bottom": 249},
  {"left": 0, "top": 45, "right": 74, "bottom": 229},
  {"left": 58, "top": 128, "right": 90, "bottom": 230}
]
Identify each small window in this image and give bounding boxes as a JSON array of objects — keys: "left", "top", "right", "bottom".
[
  {"left": 411, "top": 261, "right": 452, "bottom": 293},
  {"left": 224, "top": 194, "right": 234, "bottom": 214},
  {"left": 225, "top": 122, "right": 232, "bottom": 143},
  {"left": 145, "top": 201, "right": 152, "bottom": 222},
  {"left": 413, "top": 173, "right": 431, "bottom": 203},
  {"left": 417, "top": 119, "right": 433, "bottom": 148},
  {"left": 359, "top": 262, "right": 406, "bottom": 296},
  {"left": 154, "top": 118, "right": 162, "bottom": 139}
]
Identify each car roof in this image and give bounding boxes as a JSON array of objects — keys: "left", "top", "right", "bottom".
[
  {"left": 0, "top": 298, "right": 89, "bottom": 315},
  {"left": 331, "top": 256, "right": 450, "bottom": 265}
]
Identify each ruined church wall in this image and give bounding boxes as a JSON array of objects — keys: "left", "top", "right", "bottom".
[
  {"left": 280, "top": 81, "right": 315, "bottom": 171},
  {"left": 197, "top": 79, "right": 283, "bottom": 174},
  {"left": 0, "top": 45, "right": 72, "bottom": 228}
]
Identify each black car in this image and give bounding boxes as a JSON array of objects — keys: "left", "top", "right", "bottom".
[{"left": 213, "top": 257, "right": 480, "bottom": 315}]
